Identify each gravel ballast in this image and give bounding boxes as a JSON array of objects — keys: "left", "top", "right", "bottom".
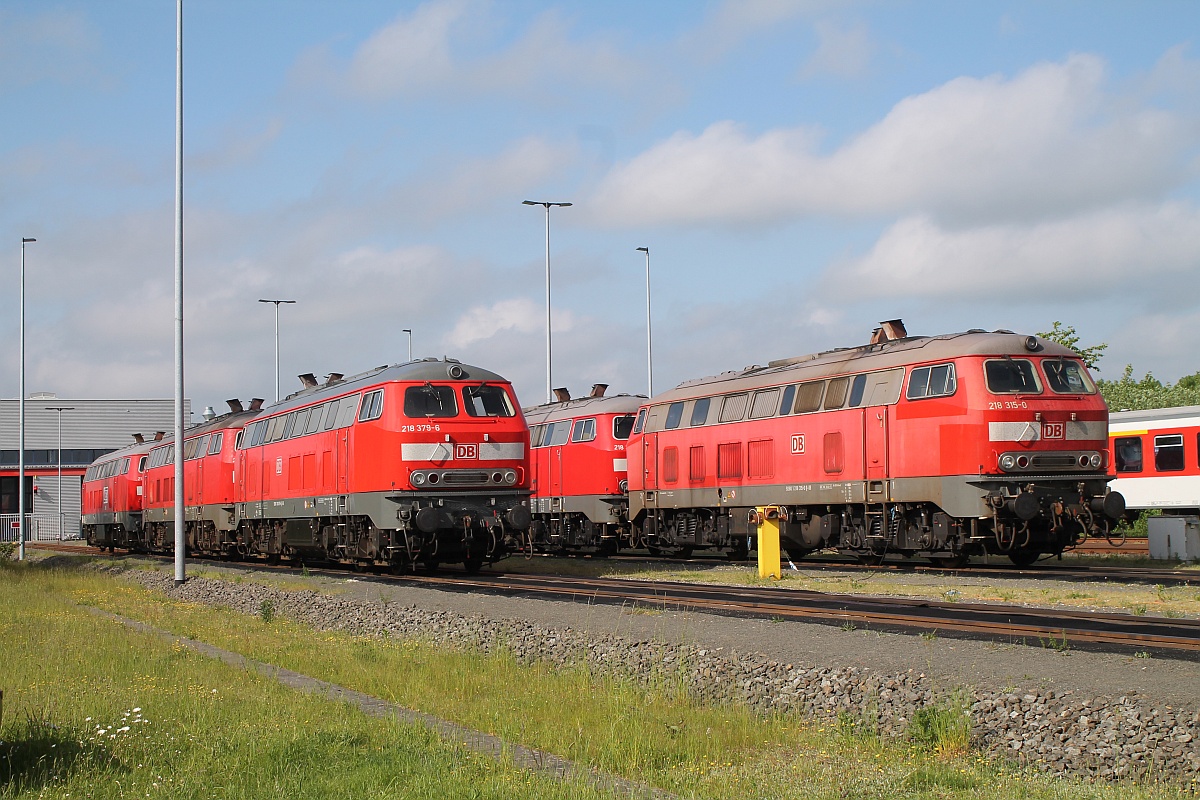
[{"left": 121, "top": 567, "right": 1199, "bottom": 785}]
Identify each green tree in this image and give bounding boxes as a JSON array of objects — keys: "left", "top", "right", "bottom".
[
  {"left": 1097, "top": 365, "right": 1200, "bottom": 411},
  {"left": 1036, "top": 321, "right": 1108, "bottom": 369}
]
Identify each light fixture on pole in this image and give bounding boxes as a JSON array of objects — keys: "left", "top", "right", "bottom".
[
  {"left": 636, "top": 247, "right": 654, "bottom": 397},
  {"left": 18, "top": 237, "right": 35, "bottom": 560},
  {"left": 522, "top": 200, "right": 572, "bottom": 404},
  {"left": 258, "top": 299, "right": 296, "bottom": 402},
  {"left": 402, "top": 329, "right": 412, "bottom": 362},
  {"left": 46, "top": 406, "right": 74, "bottom": 541}
]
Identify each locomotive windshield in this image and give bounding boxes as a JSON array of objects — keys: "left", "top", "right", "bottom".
[
  {"left": 985, "top": 358, "right": 1042, "bottom": 394},
  {"left": 404, "top": 384, "right": 458, "bottom": 417},
  {"left": 461, "top": 384, "right": 515, "bottom": 417},
  {"left": 613, "top": 415, "right": 635, "bottom": 440},
  {"left": 1042, "top": 359, "right": 1096, "bottom": 394}
]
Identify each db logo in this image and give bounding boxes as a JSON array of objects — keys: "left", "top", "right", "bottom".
[
  {"left": 790, "top": 434, "right": 805, "bottom": 455},
  {"left": 1042, "top": 422, "right": 1066, "bottom": 440},
  {"left": 455, "top": 444, "right": 478, "bottom": 460}
]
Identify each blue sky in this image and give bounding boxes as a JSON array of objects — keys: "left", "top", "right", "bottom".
[{"left": 2, "top": 1, "right": 1199, "bottom": 414}]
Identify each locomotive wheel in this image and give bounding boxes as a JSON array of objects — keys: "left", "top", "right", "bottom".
[
  {"left": 463, "top": 555, "right": 485, "bottom": 575},
  {"left": 929, "top": 555, "right": 970, "bottom": 569},
  {"left": 1007, "top": 549, "right": 1041, "bottom": 568}
]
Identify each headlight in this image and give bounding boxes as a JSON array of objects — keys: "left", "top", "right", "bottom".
[
  {"left": 1089, "top": 453, "right": 1102, "bottom": 469},
  {"left": 503, "top": 470, "right": 517, "bottom": 485},
  {"left": 411, "top": 472, "right": 426, "bottom": 486},
  {"left": 999, "top": 454, "right": 1016, "bottom": 471}
]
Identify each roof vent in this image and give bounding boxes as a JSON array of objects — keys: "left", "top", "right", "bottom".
[
  {"left": 325, "top": 373, "right": 344, "bottom": 386},
  {"left": 202, "top": 406, "right": 217, "bottom": 421},
  {"left": 133, "top": 433, "right": 145, "bottom": 444},
  {"left": 589, "top": 383, "right": 608, "bottom": 398},
  {"left": 153, "top": 431, "right": 166, "bottom": 441},
  {"left": 226, "top": 399, "right": 244, "bottom": 413},
  {"left": 870, "top": 318, "right": 907, "bottom": 344},
  {"left": 249, "top": 398, "right": 264, "bottom": 411},
  {"left": 298, "top": 373, "right": 318, "bottom": 389},
  {"left": 553, "top": 387, "right": 571, "bottom": 403}
]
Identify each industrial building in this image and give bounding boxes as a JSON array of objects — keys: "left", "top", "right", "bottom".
[{"left": 0, "top": 394, "right": 188, "bottom": 540}]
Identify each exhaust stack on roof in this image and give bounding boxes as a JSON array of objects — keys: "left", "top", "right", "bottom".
[
  {"left": 589, "top": 383, "right": 608, "bottom": 398},
  {"left": 153, "top": 431, "right": 166, "bottom": 441},
  {"left": 133, "top": 433, "right": 145, "bottom": 444},
  {"left": 870, "top": 318, "right": 907, "bottom": 345},
  {"left": 325, "top": 373, "right": 344, "bottom": 386},
  {"left": 248, "top": 398, "right": 264, "bottom": 411},
  {"left": 226, "top": 399, "right": 244, "bottom": 413},
  {"left": 553, "top": 387, "right": 571, "bottom": 403},
  {"left": 299, "top": 373, "right": 318, "bottom": 389}
]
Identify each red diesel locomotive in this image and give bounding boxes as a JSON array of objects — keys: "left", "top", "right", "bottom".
[
  {"left": 627, "top": 326, "right": 1126, "bottom": 566},
  {"left": 81, "top": 436, "right": 156, "bottom": 550},
  {"left": 85, "top": 358, "right": 533, "bottom": 572},
  {"left": 524, "top": 384, "right": 641, "bottom": 554}
]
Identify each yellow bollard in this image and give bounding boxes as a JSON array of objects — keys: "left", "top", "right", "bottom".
[{"left": 756, "top": 505, "right": 782, "bottom": 580}]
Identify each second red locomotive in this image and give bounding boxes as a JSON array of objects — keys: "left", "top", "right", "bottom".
[{"left": 626, "top": 325, "right": 1126, "bottom": 566}]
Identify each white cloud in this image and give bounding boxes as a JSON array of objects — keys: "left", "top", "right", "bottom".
[
  {"left": 683, "top": 0, "right": 833, "bottom": 59},
  {"left": 347, "top": 0, "right": 470, "bottom": 97},
  {"left": 0, "top": 9, "right": 104, "bottom": 92},
  {"left": 798, "top": 19, "right": 874, "bottom": 79},
  {"left": 446, "top": 298, "right": 576, "bottom": 349},
  {"left": 588, "top": 54, "right": 1191, "bottom": 227},
  {"left": 825, "top": 202, "right": 1200, "bottom": 300}
]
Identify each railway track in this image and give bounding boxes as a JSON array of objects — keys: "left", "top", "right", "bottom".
[{"left": 30, "top": 542, "right": 1200, "bottom": 658}]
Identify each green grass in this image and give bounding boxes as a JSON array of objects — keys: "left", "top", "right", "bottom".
[
  {"left": 10, "top": 557, "right": 1198, "bottom": 799},
  {"left": 0, "top": 561, "right": 601, "bottom": 799}
]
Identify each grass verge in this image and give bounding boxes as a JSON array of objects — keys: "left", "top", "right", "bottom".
[
  {"left": 0, "top": 560, "right": 603, "bottom": 799},
  {"left": 50, "top": 560, "right": 1198, "bottom": 799}
]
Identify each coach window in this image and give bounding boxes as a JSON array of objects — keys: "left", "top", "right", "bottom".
[
  {"left": 291, "top": 409, "right": 311, "bottom": 436},
  {"left": 794, "top": 381, "right": 824, "bottom": 414},
  {"left": 1043, "top": 359, "right": 1096, "bottom": 394},
  {"left": 720, "top": 393, "right": 748, "bottom": 423},
  {"left": 824, "top": 377, "right": 850, "bottom": 410},
  {"left": 690, "top": 397, "right": 711, "bottom": 427},
  {"left": 613, "top": 415, "right": 635, "bottom": 440},
  {"left": 749, "top": 388, "right": 780, "bottom": 419},
  {"left": 779, "top": 385, "right": 796, "bottom": 416},
  {"left": 305, "top": 405, "right": 325, "bottom": 434},
  {"left": 571, "top": 418, "right": 597, "bottom": 443},
  {"left": 1154, "top": 434, "right": 1185, "bottom": 472},
  {"left": 1114, "top": 437, "right": 1143, "bottom": 472},
  {"left": 847, "top": 374, "right": 867, "bottom": 407},
  {"left": 359, "top": 390, "right": 384, "bottom": 422},
  {"left": 529, "top": 425, "right": 545, "bottom": 448},
  {"left": 321, "top": 399, "right": 341, "bottom": 431},
  {"left": 908, "top": 364, "right": 956, "bottom": 400},
  {"left": 548, "top": 422, "right": 570, "bottom": 446},
  {"left": 632, "top": 408, "right": 647, "bottom": 435},
  {"left": 208, "top": 433, "right": 223, "bottom": 455},
  {"left": 665, "top": 402, "right": 685, "bottom": 430},
  {"left": 336, "top": 395, "right": 362, "bottom": 428},
  {"left": 462, "top": 384, "right": 516, "bottom": 417},
  {"left": 985, "top": 358, "right": 1041, "bottom": 394},
  {"left": 404, "top": 385, "right": 457, "bottom": 418}
]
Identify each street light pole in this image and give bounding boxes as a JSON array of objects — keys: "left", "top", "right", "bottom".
[
  {"left": 522, "top": 200, "right": 572, "bottom": 404},
  {"left": 258, "top": 299, "right": 296, "bottom": 402},
  {"left": 636, "top": 247, "right": 653, "bottom": 397},
  {"left": 402, "top": 329, "right": 412, "bottom": 362},
  {"left": 18, "top": 237, "right": 35, "bottom": 560},
  {"left": 173, "top": 0, "right": 185, "bottom": 586},
  {"left": 46, "top": 406, "right": 74, "bottom": 541}
]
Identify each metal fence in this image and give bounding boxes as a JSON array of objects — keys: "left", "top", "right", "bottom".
[{"left": 0, "top": 514, "right": 81, "bottom": 542}]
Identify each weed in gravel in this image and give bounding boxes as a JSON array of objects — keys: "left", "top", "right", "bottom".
[
  {"left": 1039, "top": 631, "right": 1071, "bottom": 653},
  {"left": 1131, "top": 604, "right": 1148, "bottom": 616},
  {"left": 258, "top": 598, "right": 276, "bottom": 624},
  {"left": 908, "top": 694, "right": 971, "bottom": 757},
  {"left": 920, "top": 630, "right": 938, "bottom": 641},
  {"left": 840, "top": 621, "right": 858, "bottom": 632}
]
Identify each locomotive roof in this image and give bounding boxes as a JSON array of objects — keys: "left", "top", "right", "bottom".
[
  {"left": 262, "top": 358, "right": 510, "bottom": 417},
  {"left": 145, "top": 409, "right": 261, "bottom": 449},
  {"left": 91, "top": 437, "right": 158, "bottom": 463},
  {"left": 655, "top": 330, "right": 1080, "bottom": 403},
  {"left": 523, "top": 393, "right": 645, "bottom": 425}
]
